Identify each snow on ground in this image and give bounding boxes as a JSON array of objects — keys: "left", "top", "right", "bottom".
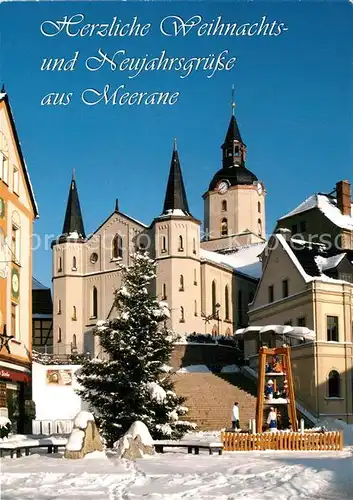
[
  {"left": 1, "top": 426, "right": 353, "bottom": 500},
  {"left": 177, "top": 365, "right": 211, "bottom": 373},
  {"left": 1, "top": 446, "right": 353, "bottom": 499}
]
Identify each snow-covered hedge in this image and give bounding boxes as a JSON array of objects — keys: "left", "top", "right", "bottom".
[{"left": 184, "top": 333, "right": 241, "bottom": 350}]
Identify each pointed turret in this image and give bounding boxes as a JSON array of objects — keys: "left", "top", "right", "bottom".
[
  {"left": 161, "top": 139, "right": 191, "bottom": 217},
  {"left": 221, "top": 87, "right": 246, "bottom": 169},
  {"left": 61, "top": 171, "right": 86, "bottom": 240}
]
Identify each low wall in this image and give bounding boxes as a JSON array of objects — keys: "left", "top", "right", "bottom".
[
  {"left": 171, "top": 343, "right": 241, "bottom": 369},
  {"left": 32, "top": 362, "right": 89, "bottom": 422}
]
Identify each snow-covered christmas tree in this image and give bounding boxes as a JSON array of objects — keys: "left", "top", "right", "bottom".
[{"left": 76, "top": 251, "right": 195, "bottom": 446}]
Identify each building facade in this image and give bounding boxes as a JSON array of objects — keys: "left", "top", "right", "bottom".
[
  {"left": 246, "top": 196, "right": 353, "bottom": 423},
  {"left": 52, "top": 101, "right": 266, "bottom": 356},
  {"left": 0, "top": 90, "right": 38, "bottom": 432}
]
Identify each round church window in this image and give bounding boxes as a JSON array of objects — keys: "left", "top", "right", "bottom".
[{"left": 90, "top": 252, "right": 98, "bottom": 264}]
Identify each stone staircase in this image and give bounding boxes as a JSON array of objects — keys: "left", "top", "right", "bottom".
[{"left": 173, "top": 372, "right": 257, "bottom": 431}]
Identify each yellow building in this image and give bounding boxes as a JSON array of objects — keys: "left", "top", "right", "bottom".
[
  {"left": 0, "top": 90, "right": 38, "bottom": 432},
  {"left": 244, "top": 184, "right": 353, "bottom": 423}
]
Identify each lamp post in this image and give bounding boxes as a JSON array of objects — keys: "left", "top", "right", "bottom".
[{"left": 215, "top": 303, "right": 221, "bottom": 335}]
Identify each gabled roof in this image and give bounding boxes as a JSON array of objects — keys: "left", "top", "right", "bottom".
[
  {"left": 279, "top": 193, "right": 353, "bottom": 231},
  {"left": 271, "top": 232, "right": 353, "bottom": 285},
  {"left": 0, "top": 92, "right": 39, "bottom": 217},
  {"left": 85, "top": 209, "right": 148, "bottom": 242}
]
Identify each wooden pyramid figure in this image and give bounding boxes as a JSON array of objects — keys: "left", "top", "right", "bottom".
[{"left": 255, "top": 346, "right": 298, "bottom": 433}]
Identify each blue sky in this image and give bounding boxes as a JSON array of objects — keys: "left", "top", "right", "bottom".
[{"left": 0, "top": 1, "right": 352, "bottom": 287}]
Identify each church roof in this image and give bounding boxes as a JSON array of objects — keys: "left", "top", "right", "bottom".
[
  {"left": 161, "top": 141, "right": 191, "bottom": 217},
  {"left": 61, "top": 173, "right": 86, "bottom": 240},
  {"left": 200, "top": 241, "right": 266, "bottom": 279},
  {"left": 208, "top": 166, "right": 258, "bottom": 191},
  {"left": 224, "top": 114, "right": 243, "bottom": 144},
  {"left": 0, "top": 91, "right": 39, "bottom": 217}
]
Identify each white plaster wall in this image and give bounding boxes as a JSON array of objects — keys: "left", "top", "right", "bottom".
[{"left": 32, "top": 362, "right": 88, "bottom": 421}]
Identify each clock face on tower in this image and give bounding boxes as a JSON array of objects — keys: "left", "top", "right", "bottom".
[
  {"left": 217, "top": 180, "right": 229, "bottom": 195},
  {"left": 11, "top": 269, "right": 19, "bottom": 297}
]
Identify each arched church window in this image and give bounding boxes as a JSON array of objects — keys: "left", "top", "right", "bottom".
[
  {"left": 162, "top": 283, "right": 167, "bottom": 300},
  {"left": 72, "top": 306, "right": 77, "bottom": 321},
  {"left": 221, "top": 218, "right": 228, "bottom": 236},
  {"left": 212, "top": 280, "right": 217, "bottom": 316},
  {"left": 178, "top": 235, "right": 184, "bottom": 251},
  {"left": 179, "top": 275, "right": 184, "bottom": 291},
  {"left": 225, "top": 327, "right": 231, "bottom": 337},
  {"left": 193, "top": 238, "right": 196, "bottom": 254},
  {"left": 212, "top": 325, "right": 218, "bottom": 336},
  {"left": 180, "top": 306, "right": 185, "bottom": 323},
  {"left": 72, "top": 334, "right": 77, "bottom": 351},
  {"left": 72, "top": 256, "right": 77, "bottom": 270},
  {"left": 194, "top": 269, "right": 197, "bottom": 285},
  {"left": 328, "top": 370, "right": 340, "bottom": 398},
  {"left": 221, "top": 200, "right": 227, "bottom": 212},
  {"left": 58, "top": 256, "right": 62, "bottom": 272},
  {"left": 92, "top": 286, "right": 98, "bottom": 318},
  {"left": 112, "top": 234, "right": 123, "bottom": 259},
  {"left": 258, "top": 218, "right": 262, "bottom": 236},
  {"left": 258, "top": 201, "right": 261, "bottom": 213},
  {"left": 194, "top": 300, "right": 197, "bottom": 316},
  {"left": 58, "top": 299, "right": 62, "bottom": 314},
  {"left": 225, "top": 285, "right": 230, "bottom": 320},
  {"left": 234, "top": 146, "right": 240, "bottom": 157},
  {"left": 57, "top": 327, "right": 62, "bottom": 343},
  {"left": 161, "top": 236, "right": 167, "bottom": 253}
]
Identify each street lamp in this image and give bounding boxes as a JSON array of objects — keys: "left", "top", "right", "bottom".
[{"left": 214, "top": 303, "right": 221, "bottom": 335}]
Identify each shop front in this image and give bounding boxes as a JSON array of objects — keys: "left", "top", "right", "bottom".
[{"left": 0, "top": 361, "right": 31, "bottom": 433}]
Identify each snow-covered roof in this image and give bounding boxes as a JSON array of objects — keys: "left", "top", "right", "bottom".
[
  {"left": 315, "top": 253, "right": 346, "bottom": 272},
  {"left": 280, "top": 194, "right": 353, "bottom": 231},
  {"left": 274, "top": 233, "right": 353, "bottom": 286},
  {"left": 200, "top": 242, "right": 266, "bottom": 279},
  {"left": 235, "top": 324, "right": 315, "bottom": 341},
  {"left": 159, "top": 209, "right": 189, "bottom": 218}
]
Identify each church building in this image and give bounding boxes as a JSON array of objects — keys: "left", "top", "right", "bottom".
[{"left": 51, "top": 99, "right": 267, "bottom": 356}]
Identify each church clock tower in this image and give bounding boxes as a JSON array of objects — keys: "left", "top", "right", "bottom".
[{"left": 202, "top": 93, "right": 266, "bottom": 252}]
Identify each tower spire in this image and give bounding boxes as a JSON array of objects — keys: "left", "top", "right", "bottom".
[
  {"left": 61, "top": 173, "right": 86, "bottom": 240},
  {"left": 161, "top": 140, "right": 191, "bottom": 217},
  {"left": 231, "top": 84, "right": 235, "bottom": 116}
]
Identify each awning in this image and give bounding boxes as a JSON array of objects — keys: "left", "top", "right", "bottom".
[{"left": 0, "top": 363, "right": 31, "bottom": 383}]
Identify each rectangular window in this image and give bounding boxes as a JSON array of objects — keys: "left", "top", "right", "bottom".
[
  {"left": 11, "top": 303, "right": 18, "bottom": 338},
  {"left": 284, "top": 320, "right": 292, "bottom": 326},
  {"left": 297, "top": 316, "right": 306, "bottom": 327},
  {"left": 13, "top": 167, "right": 19, "bottom": 195},
  {"left": 11, "top": 225, "right": 19, "bottom": 263},
  {"left": 291, "top": 224, "right": 298, "bottom": 235},
  {"left": 32, "top": 319, "right": 53, "bottom": 347},
  {"left": 299, "top": 221, "right": 307, "bottom": 233},
  {"left": 268, "top": 285, "right": 274, "bottom": 303},
  {"left": 327, "top": 316, "right": 339, "bottom": 342},
  {"left": 0, "top": 152, "right": 8, "bottom": 183},
  {"left": 282, "top": 279, "right": 289, "bottom": 298}
]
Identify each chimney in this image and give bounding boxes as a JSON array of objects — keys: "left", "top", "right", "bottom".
[{"left": 336, "top": 180, "right": 351, "bottom": 216}]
